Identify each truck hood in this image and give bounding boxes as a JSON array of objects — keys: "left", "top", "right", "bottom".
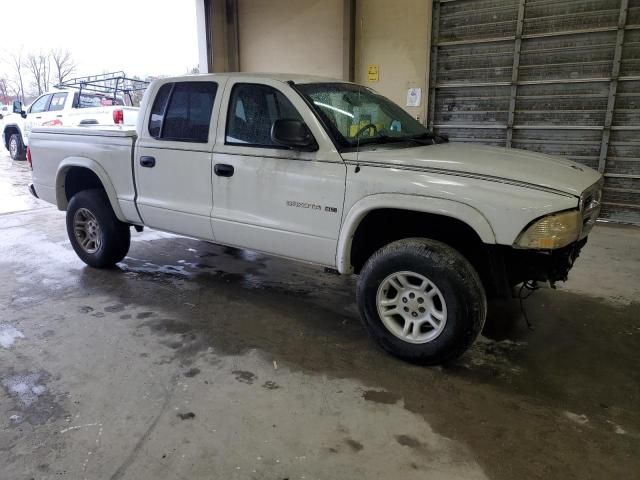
[{"left": 342, "top": 143, "right": 602, "bottom": 197}]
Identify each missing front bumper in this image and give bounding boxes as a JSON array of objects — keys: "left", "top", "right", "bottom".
[
  {"left": 504, "top": 238, "right": 588, "bottom": 285},
  {"left": 485, "top": 239, "right": 588, "bottom": 297}
]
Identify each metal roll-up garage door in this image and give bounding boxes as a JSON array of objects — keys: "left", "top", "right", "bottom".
[{"left": 428, "top": 0, "right": 640, "bottom": 223}]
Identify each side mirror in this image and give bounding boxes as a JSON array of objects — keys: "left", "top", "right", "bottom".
[
  {"left": 270, "top": 119, "right": 317, "bottom": 152},
  {"left": 13, "top": 100, "right": 26, "bottom": 118}
]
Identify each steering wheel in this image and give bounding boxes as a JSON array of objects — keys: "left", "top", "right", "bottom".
[{"left": 354, "top": 123, "right": 378, "bottom": 138}]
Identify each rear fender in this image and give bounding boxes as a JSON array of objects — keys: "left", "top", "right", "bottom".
[{"left": 55, "top": 157, "right": 126, "bottom": 222}]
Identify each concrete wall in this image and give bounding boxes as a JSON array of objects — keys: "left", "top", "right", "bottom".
[
  {"left": 197, "top": 0, "right": 433, "bottom": 117},
  {"left": 354, "top": 0, "right": 431, "bottom": 120},
  {"left": 237, "top": 0, "right": 349, "bottom": 79},
  {"left": 195, "top": 0, "right": 209, "bottom": 73}
]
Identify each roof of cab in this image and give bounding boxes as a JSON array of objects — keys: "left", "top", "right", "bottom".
[{"left": 157, "top": 72, "right": 352, "bottom": 85}]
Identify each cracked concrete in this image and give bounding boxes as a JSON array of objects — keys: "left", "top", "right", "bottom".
[{"left": 0, "top": 153, "right": 639, "bottom": 479}]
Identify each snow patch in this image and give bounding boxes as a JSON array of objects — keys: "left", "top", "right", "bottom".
[
  {"left": 614, "top": 425, "right": 627, "bottom": 435},
  {"left": 2, "top": 373, "right": 48, "bottom": 407},
  {"left": 0, "top": 324, "right": 25, "bottom": 348},
  {"left": 564, "top": 411, "right": 589, "bottom": 425}
]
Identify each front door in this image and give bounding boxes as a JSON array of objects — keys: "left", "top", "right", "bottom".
[
  {"left": 24, "top": 94, "right": 52, "bottom": 141},
  {"left": 134, "top": 80, "right": 221, "bottom": 240},
  {"left": 211, "top": 78, "right": 346, "bottom": 267}
]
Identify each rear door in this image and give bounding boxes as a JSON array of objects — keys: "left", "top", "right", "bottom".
[
  {"left": 211, "top": 78, "right": 346, "bottom": 266},
  {"left": 43, "top": 92, "right": 68, "bottom": 126},
  {"left": 134, "top": 80, "right": 222, "bottom": 240}
]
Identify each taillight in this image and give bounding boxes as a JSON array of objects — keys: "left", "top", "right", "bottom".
[
  {"left": 113, "top": 109, "right": 124, "bottom": 124},
  {"left": 26, "top": 146, "right": 32, "bottom": 169}
]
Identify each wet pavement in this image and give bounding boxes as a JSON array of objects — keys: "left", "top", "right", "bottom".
[{"left": 0, "top": 152, "right": 638, "bottom": 479}]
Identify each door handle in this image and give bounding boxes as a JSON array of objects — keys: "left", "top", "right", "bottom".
[
  {"left": 214, "top": 163, "right": 234, "bottom": 177},
  {"left": 140, "top": 156, "right": 156, "bottom": 168},
  {"left": 35, "top": 116, "right": 42, "bottom": 119}
]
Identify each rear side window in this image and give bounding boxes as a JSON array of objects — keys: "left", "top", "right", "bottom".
[
  {"left": 148, "top": 82, "right": 218, "bottom": 143},
  {"left": 49, "top": 93, "right": 68, "bottom": 112},
  {"left": 73, "top": 93, "right": 124, "bottom": 108},
  {"left": 148, "top": 84, "right": 172, "bottom": 138}
]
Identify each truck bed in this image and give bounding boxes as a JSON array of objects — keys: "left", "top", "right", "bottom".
[
  {"left": 65, "top": 106, "right": 140, "bottom": 127},
  {"left": 29, "top": 126, "right": 142, "bottom": 224},
  {"left": 33, "top": 125, "right": 138, "bottom": 137}
]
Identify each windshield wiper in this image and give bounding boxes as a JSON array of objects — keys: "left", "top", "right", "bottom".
[
  {"left": 356, "top": 135, "right": 407, "bottom": 146},
  {"left": 354, "top": 131, "right": 446, "bottom": 148},
  {"left": 409, "top": 132, "right": 447, "bottom": 145},
  {"left": 410, "top": 132, "right": 449, "bottom": 144},
  {"left": 406, "top": 136, "right": 433, "bottom": 146}
]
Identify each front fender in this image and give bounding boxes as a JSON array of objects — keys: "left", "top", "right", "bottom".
[
  {"left": 2, "top": 123, "right": 26, "bottom": 148},
  {"left": 55, "top": 157, "right": 127, "bottom": 222},
  {"left": 336, "top": 193, "right": 497, "bottom": 274}
]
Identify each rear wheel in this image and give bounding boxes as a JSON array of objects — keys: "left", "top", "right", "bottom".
[
  {"left": 356, "top": 238, "right": 486, "bottom": 365},
  {"left": 9, "top": 134, "right": 26, "bottom": 161},
  {"left": 66, "top": 189, "right": 130, "bottom": 268}
]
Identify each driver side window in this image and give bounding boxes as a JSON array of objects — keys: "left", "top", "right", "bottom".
[
  {"left": 29, "top": 95, "right": 51, "bottom": 114},
  {"left": 225, "top": 83, "right": 303, "bottom": 148}
]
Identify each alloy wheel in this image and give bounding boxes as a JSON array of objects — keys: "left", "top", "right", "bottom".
[
  {"left": 376, "top": 271, "right": 448, "bottom": 344},
  {"left": 74, "top": 208, "right": 102, "bottom": 254}
]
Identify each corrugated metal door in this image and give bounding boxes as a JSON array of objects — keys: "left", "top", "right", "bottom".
[{"left": 428, "top": 0, "right": 640, "bottom": 223}]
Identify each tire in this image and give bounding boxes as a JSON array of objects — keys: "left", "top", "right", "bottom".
[
  {"left": 356, "top": 238, "right": 486, "bottom": 365},
  {"left": 9, "top": 133, "right": 26, "bottom": 161},
  {"left": 66, "top": 189, "right": 130, "bottom": 268}
]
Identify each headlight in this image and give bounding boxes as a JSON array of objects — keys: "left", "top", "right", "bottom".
[{"left": 515, "top": 210, "right": 582, "bottom": 249}]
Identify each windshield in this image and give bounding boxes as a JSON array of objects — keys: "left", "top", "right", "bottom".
[{"left": 296, "top": 82, "right": 431, "bottom": 149}]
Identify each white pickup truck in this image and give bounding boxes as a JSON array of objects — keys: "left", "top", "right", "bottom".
[
  {"left": 28, "top": 73, "right": 603, "bottom": 364},
  {"left": 0, "top": 104, "right": 10, "bottom": 120},
  {"left": 3, "top": 89, "right": 139, "bottom": 160}
]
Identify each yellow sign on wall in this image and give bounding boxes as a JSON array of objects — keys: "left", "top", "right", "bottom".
[{"left": 367, "top": 64, "right": 379, "bottom": 82}]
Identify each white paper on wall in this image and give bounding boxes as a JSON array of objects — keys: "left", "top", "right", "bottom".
[{"left": 406, "top": 87, "right": 422, "bottom": 107}]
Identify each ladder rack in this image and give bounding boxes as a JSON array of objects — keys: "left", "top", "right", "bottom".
[{"left": 55, "top": 72, "right": 150, "bottom": 106}]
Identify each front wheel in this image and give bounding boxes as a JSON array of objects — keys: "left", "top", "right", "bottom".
[
  {"left": 356, "top": 238, "right": 486, "bottom": 365},
  {"left": 9, "top": 133, "right": 26, "bottom": 161},
  {"left": 66, "top": 189, "right": 131, "bottom": 268}
]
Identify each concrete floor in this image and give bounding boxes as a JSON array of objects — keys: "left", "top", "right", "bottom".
[{"left": 0, "top": 152, "right": 638, "bottom": 480}]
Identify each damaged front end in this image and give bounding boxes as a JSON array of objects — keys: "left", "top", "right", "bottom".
[
  {"left": 487, "top": 179, "right": 602, "bottom": 297},
  {"left": 486, "top": 238, "right": 587, "bottom": 299},
  {"left": 504, "top": 238, "right": 588, "bottom": 286}
]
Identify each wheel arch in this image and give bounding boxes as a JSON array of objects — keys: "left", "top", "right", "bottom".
[
  {"left": 55, "top": 158, "right": 126, "bottom": 222},
  {"left": 336, "top": 194, "right": 497, "bottom": 275},
  {"left": 3, "top": 124, "right": 23, "bottom": 150}
]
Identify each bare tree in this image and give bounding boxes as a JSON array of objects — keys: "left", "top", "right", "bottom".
[
  {"left": 25, "top": 52, "right": 52, "bottom": 95},
  {"left": 51, "top": 49, "right": 76, "bottom": 85},
  {"left": 5, "top": 51, "right": 26, "bottom": 101},
  {"left": 0, "top": 78, "right": 9, "bottom": 104}
]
